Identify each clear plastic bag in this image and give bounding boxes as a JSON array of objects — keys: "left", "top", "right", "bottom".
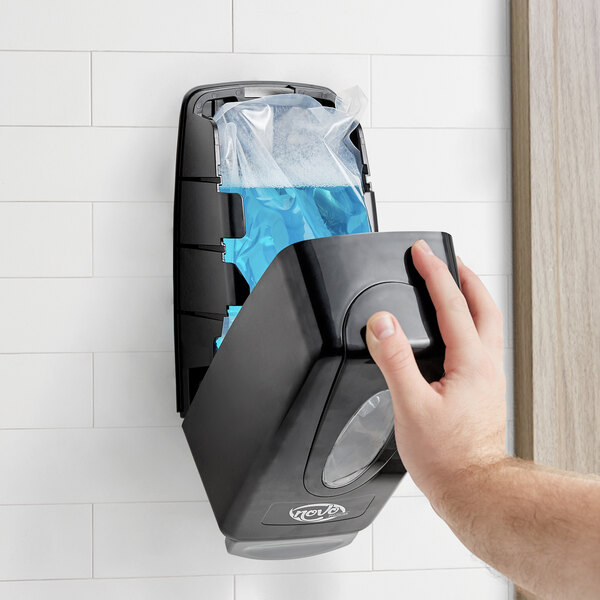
[
  {"left": 214, "top": 87, "right": 367, "bottom": 190},
  {"left": 214, "top": 87, "right": 372, "bottom": 290}
]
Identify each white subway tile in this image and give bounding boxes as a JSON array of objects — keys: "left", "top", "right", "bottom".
[
  {"left": 0, "top": 0, "right": 230, "bottom": 51},
  {"left": 0, "top": 428, "right": 204, "bottom": 504},
  {"left": 92, "top": 53, "right": 370, "bottom": 126},
  {"left": 234, "top": 0, "right": 507, "bottom": 56},
  {"left": 93, "top": 203, "right": 172, "bottom": 276},
  {"left": 376, "top": 201, "right": 512, "bottom": 275},
  {"left": 0, "top": 127, "right": 176, "bottom": 203},
  {"left": 0, "top": 577, "right": 233, "bottom": 600},
  {"left": 0, "top": 354, "right": 92, "bottom": 428},
  {"left": 0, "top": 52, "right": 89, "bottom": 125},
  {"left": 373, "top": 497, "right": 482, "bottom": 570},
  {"left": 0, "top": 504, "right": 91, "bottom": 581},
  {"left": 93, "top": 502, "right": 371, "bottom": 577},
  {"left": 364, "top": 128, "right": 508, "bottom": 204},
  {"left": 0, "top": 203, "right": 91, "bottom": 276},
  {"left": 94, "top": 352, "right": 180, "bottom": 427},
  {"left": 236, "top": 569, "right": 508, "bottom": 600},
  {"left": 0, "top": 278, "right": 172, "bottom": 353},
  {"left": 372, "top": 56, "right": 510, "bottom": 128}
]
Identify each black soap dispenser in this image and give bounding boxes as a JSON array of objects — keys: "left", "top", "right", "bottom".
[{"left": 173, "top": 81, "right": 459, "bottom": 559}]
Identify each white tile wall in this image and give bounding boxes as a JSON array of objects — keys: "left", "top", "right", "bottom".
[
  {"left": 0, "top": 127, "right": 177, "bottom": 203},
  {"left": 235, "top": 569, "right": 508, "bottom": 600},
  {"left": 374, "top": 498, "right": 482, "bottom": 570},
  {"left": 0, "top": 428, "right": 204, "bottom": 504},
  {"left": 0, "top": 577, "right": 234, "bottom": 600},
  {"left": 91, "top": 52, "right": 371, "bottom": 126},
  {"left": 0, "top": 203, "right": 92, "bottom": 276},
  {"left": 0, "top": 0, "right": 232, "bottom": 51},
  {"left": 0, "top": 354, "right": 92, "bottom": 428},
  {"left": 93, "top": 352, "right": 180, "bottom": 427},
  {"left": 0, "top": 278, "right": 172, "bottom": 352},
  {"left": 372, "top": 56, "right": 510, "bottom": 128},
  {"left": 0, "top": 52, "right": 90, "bottom": 125},
  {"left": 234, "top": 0, "right": 507, "bottom": 55},
  {"left": 0, "top": 504, "right": 91, "bottom": 581},
  {"left": 364, "top": 128, "right": 508, "bottom": 204},
  {"left": 0, "top": 1, "right": 512, "bottom": 598},
  {"left": 93, "top": 203, "right": 172, "bottom": 276}
]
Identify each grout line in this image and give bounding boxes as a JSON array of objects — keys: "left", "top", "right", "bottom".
[
  {"left": 0, "top": 566, "right": 502, "bottom": 585},
  {"left": 91, "top": 504, "right": 94, "bottom": 578},
  {"left": 0, "top": 49, "right": 511, "bottom": 57},
  {"left": 91, "top": 353, "right": 95, "bottom": 428},
  {"left": 366, "top": 126, "right": 510, "bottom": 131},
  {"left": 0, "top": 274, "right": 174, "bottom": 279},
  {"left": 369, "top": 54, "right": 373, "bottom": 126},
  {"left": 0, "top": 425, "right": 182, "bottom": 431},
  {"left": 89, "top": 52, "right": 93, "bottom": 126},
  {"left": 506, "top": 127, "right": 512, "bottom": 202},
  {"left": 370, "top": 524, "right": 374, "bottom": 570},
  {"left": 90, "top": 203, "right": 94, "bottom": 276},
  {"left": 0, "top": 124, "right": 178, "bottom": 128},
  {"left": 506, "top": 0, "right": 511, "bottom": 57},
  {"left": 95, "top": 566, "right": 495, "bottom": 579},
  {"left": 0, "top": 500, "right": 207, "bottom": 507},
  {"left": 231, "top": 0, "right": 235, "bottom": 53},
  {"left": 0, "top": 200, "right": 171, "bottom": 205},
  {"left": 0, "top": 574, "right": 233, "bottom": 583},
  {"left": 0, "top": 351, "right": 176, "bottom": 356},
  {"left": 233, "top": 574, "right": 236, "bottom": 600}
]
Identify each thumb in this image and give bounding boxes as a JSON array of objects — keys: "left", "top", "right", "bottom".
[{"left": 366, "top": 311, "right": 431, "bottom": 410}]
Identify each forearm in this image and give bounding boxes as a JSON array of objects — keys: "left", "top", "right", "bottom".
[{"left": 432, "top": 457, "right": 600, "bottom": 599}]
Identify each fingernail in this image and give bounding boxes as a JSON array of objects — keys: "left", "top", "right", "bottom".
[
  {"left": 415, "top": 239, "right": 433, "bottom": 255},
  {"left": 456, "top": 255, "right": 464, "bottom": 265},
  {"left": 370, "top": 314, "right": 395, "bottom": 340}
]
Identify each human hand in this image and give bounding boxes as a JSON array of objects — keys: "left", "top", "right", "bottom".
[{"left": 366, "top": 240, "right": 507, "bottom": 506}]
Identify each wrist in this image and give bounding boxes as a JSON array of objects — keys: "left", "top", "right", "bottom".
[{"left": 428, "top": 453, "right": 514, "bottom": 521}]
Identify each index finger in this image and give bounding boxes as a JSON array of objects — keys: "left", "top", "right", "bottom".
[{"left": 411, "top": 240, "right": 481, "bottom": 361}]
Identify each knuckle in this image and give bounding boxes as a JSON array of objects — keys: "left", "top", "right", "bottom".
[{"left": 382, "top": 343, "right": 415, "bottom": 374}]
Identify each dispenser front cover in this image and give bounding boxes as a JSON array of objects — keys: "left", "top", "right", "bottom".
[
  {"left": 173, "top": 81, "right": 458, "bottom": 560},
  {"left": 182, "top": 231, "right": 458, "bottom": 559}
]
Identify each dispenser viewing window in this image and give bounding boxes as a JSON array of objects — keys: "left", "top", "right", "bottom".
[{"left": 173, "top": 81, "right": 459, "bottom": 560}]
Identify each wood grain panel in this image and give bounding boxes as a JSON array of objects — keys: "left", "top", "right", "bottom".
[
  {"left": 511, "top": 0, "right": 600, "bottom": 471},
  {"left": 512, "top": 2, "right": 600, "bottom": 597}
]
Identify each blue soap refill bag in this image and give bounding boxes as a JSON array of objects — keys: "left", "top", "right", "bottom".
[{"left": 213, "top": 89, "right": 372, "bottom": 343}]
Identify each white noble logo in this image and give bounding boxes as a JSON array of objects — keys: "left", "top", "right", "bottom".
[{"left": 289, "top": 503, "right": 347, "bottom": 523}]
